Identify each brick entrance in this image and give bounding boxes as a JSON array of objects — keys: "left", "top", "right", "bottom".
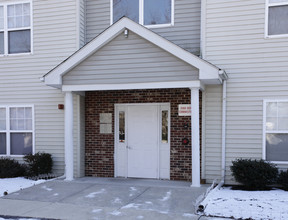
[{"left": 85, "top": 88, "right": 202, "bottom": 181}]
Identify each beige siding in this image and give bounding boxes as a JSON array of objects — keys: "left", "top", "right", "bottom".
[
  {"left": 0, "top": 0, "right": 78, "bottom": 175},
  {"left": 85, "top": 0, "right": 201, "bottom": 54},
  {"left": 63, "top": 31, "right": 199, "bottom": 85},
  {"left": 204, "top": 85, "right": 222, "bottom": 183},
  {"left": 78, "top": 0, "right": 86, "bottom": 48},
  {"left": 204, "top": 0, "right": 288, "bottom": 184}
]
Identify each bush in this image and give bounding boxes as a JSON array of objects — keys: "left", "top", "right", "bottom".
[
  {"left": 24, "top": 152, "right": 53, "bottom": 176},
  {"left": 278, "top": 170, "right": 288, "bottom": 191},
  {"left": 230, "top": 159, "right": 278, "bottom": 190},
  {"left": 0, "top": 158, "right": 26, "bottom": 178}
]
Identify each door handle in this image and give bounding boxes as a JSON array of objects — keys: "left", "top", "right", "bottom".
[{"left": 126, "top": 146, "right": 132, "bottom": 149}]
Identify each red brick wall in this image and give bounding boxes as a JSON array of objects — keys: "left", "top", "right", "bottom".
[{"left": 85, "top": 88, "right": 202, "bottom": 181}]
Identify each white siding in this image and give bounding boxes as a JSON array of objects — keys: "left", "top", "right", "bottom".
[
  {"left": 85, "top": 0, "right": 201, "bottom": 54},
  {"left": 0, "top": 0, "right": 78, "bottom": 175},
  {"left": 63, "top": 31, "right": 199, "bottom": 85},
  {"left": 204, "top": 0, "right": 288, "bottom": 184},
  {"left": 78, "top": 0, "right": 86, "bottom": 48},
  {"left": 204, "top": 85, "right": 222, "bottom": 183}
]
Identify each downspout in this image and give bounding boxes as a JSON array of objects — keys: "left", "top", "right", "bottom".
[{"left": 219, "top": 70, "right": 228, "bottom": 188}]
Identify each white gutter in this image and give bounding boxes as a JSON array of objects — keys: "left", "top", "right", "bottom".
[{"left": 219, "top": 71, "right": 228, "bottom": 187}]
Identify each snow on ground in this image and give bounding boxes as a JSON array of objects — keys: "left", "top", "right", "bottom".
[
  {"left": 0, "top": 177, "right": 46, "bottom": 197},
  {"left": 201, "top": 186, "right": 288, "bottom": 220}
]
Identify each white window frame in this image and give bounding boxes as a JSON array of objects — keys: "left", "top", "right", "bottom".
[
  {"left": 0, "top": 105, "right": 35, "bottom": 157},
  {"left": 110, "top": 0, "right": 174, "bottom": 28},
  {"left": 0, "top": 0, "right": 33, "bottom": 57},
  {"left": 265, "top": 0, "right": 288, "bottom": 38},
  {"left": 263, "top": 99, "right": 288, "bottom": 164}
]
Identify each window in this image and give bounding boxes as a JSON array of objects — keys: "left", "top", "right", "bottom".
[
  {"left": 264, "top": 101, "right": 288, "bottom": 162},
  {"left": 112, "top": 0, "right": 174, "bottom": 27},
  {"left": 0, "top": 106, "right": 34, "bottom": 156},
  {"left": 266, "top": 0, "right": 288, "bottom": 37},
  {"left": 0, "top": 2, "right": 32, "bottom": 55},
  {"left": 161, "top": 110, "right": 168, "bottom": 143},
  {"left": 119, "top": 111, "right": 125, "bottom": 142}
]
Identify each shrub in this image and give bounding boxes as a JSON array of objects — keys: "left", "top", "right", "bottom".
[
  {"left": 278, "top": 170, "right": 288, "bottom": 191},
  {"left": 0, "top": 158, "right": 26, "bottom": 178},
  {"left": 24, "top": 152, "right": 53, "bottom": 176},
  {"left": 230, "top": 159, "right": 278, "bottom": 190}
]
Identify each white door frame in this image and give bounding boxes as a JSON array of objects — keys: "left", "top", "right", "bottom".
[{"left": 114, "top": 103, "right": 170, "bottom": 179}]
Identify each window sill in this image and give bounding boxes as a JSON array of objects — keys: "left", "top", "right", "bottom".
[
  {"left": 145, "top": 23, "right": 174, "bottom": 29},
  {"left": 0, "top": 155, "right": 30, "bottom": 158},
  {"left": 268, "top": 161, "right": 288, "bottom": 165},
  {"left": 0, "top": 52, "right": 33, "bottom": 57},
  {"left": 265, "top": 33, "right": 288, "bottom": 39}
]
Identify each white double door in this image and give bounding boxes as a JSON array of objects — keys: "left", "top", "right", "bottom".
[{"left": 115, "top": 104, "right": 170, "bottom": 179}]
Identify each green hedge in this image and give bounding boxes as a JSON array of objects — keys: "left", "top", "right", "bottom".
[
  {"left": 230, "top": 159, "right": 278, "bottom": 190},
  {"left": 0, "top": 158, "right": 26, "bottom": 178}
]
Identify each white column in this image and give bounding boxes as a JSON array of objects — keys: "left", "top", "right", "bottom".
[
  {"left": 191, "top": 88, "right": 201, "bottom": 187},
  {"left": 65, "top": 91, "right": 74, "bottom": 181}
]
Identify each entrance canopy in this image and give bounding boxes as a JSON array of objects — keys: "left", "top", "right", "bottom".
[
  {"left": 43, "top": 17, "right": 223, "bottom": 91},
  {"left": 42, "top": 17, "right": 226, "bottom": 186}
]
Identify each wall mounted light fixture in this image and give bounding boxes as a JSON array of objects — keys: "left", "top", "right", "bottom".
[{"left": 124, "top": 29, "right": 129, "bottom": 38}]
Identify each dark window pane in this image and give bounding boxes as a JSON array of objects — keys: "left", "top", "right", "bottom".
[
  {"left": 162, "top": 111, "right": 168, "bottom": 143},
  {"left": 113, "top": 0, "right": 139, "bottom": 23},
  {"left": 119, "top": 111, "right": 125, "bottom": 142},
  {"left": 8, "top": 29, "right": 31, "bottom": 54},
  {"left": 144, "top": 0, "right": 171, "bottom": 25},
  {"left": 0, "top": 32, "right": 3, "bottom": 54},
  {"left": 268, "top": 5, "right": 288, "bottom": 35},
  {"left": 10, "top": 133, "right": 32, "bottom": 155},
  {"left": 0, "top": 133, "right": 6, "bottom": 154},
  {"left": 266, "top": 133, "right": 288, "bottom": 161}
]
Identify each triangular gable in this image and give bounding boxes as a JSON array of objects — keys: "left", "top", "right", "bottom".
[{"left": 44, "top": 17, "right": 222, "bottom": 88}]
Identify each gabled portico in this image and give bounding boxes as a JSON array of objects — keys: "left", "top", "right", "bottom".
[{"left": 43, "top": 17, "right": 224, "bottom": 187}]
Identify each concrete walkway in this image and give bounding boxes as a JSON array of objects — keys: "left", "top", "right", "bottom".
[{"left": 0, "top": 177, "right": 216, "bottom": 220}]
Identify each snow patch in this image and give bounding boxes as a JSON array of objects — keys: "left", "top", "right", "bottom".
[
  {"left": 110, "top": 210, "right": 122, "bottom": 216},
  {"left": 183, "top": 213, "right": 196, "bottom": 218},
  {"left": 112, "top": 197, "right": 122, "bottom": 204},
  {"left": 85, "top": 189, "right": 106, "bottom": 198},
  {"left": 130, "top": 187, "right": 137, "bottom": 191},
  {"left": 159, "top": 191, "right": 171, "bottom": 202},
  {"left": 53, "top": 193, "right": 59, "bottom": 196},
  {"left": 201, "top": 187, "right": 288, "bottom": 220},
  {"left": 158, "top": 211, "right": 168, "bottom": 214},
  {"left": 121, "top": 203, "right": 140, "bottom": 209},
  {"left": 41, "top": 185, "right": 53, "bottom": 191},
  {"left": 0, "top": 177, "right": 46, "bottom": 197},
  {"left": 145, "top": 201, "right": 153, "bottom": 205},
  {"left": 92, "top": 208, "right": 102, "bottom": 213},
  {"left": 136, "top": 216, "right": 144, "bottom": 219}
]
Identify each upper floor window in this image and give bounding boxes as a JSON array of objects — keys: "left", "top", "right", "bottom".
[
  {"left": 264, "top": 100, "right": 288, "bottom": 162},
  {"left": 266, "top": 0, "right": 288, "bottom": 37},
  {"left": 112, "top": 0, "right": 174, "bottom": 27},
  {"left": 0, "top": 2, "right": 32, "bottom": 55}
]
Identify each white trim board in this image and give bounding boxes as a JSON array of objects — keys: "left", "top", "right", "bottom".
[{"left": 62, "top": 81, "right": 205, "bottom": 92}]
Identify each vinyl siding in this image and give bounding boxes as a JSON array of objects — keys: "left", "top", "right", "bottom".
[
  {"left": 85, "top": 0, "right": 201, "bottom": 54},
  {"left": 204, "top": 0, "right": 288, "bottom": 184},
  {"left": 78, "top": 0, "right": 86, "bottom": 48},
  {"left": 63, "top": 31, "right": 199, "bottom": 85},
  {"left": 204, "top": 85, "right": 222, "bottom": 183},
  {"left": 0, "top": 0, "right": 78, "bottom": 175}
]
